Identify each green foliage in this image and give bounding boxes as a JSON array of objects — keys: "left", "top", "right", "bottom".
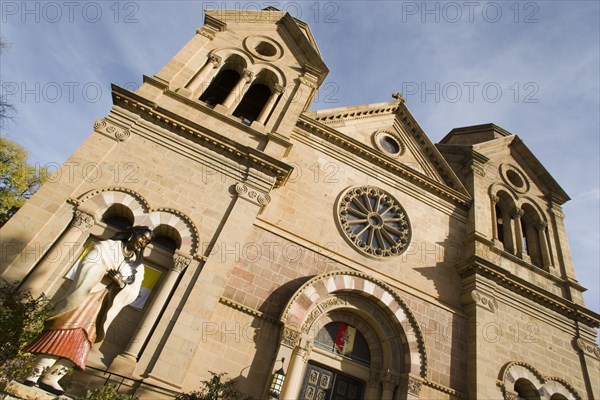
[
  {"left": 79, "top": 384, "right": 138, "bottom": 400},
  {"left": 0, "top": 136, "right": 49, "bottom": 227},
  {"left": 175, "top": 372, "right": 253, "bottom": 400},
  {"left": 0, "top": 280, "right": 51, "bottom": 383}
]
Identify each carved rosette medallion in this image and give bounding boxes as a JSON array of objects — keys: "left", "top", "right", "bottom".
[
  {"left": 575, "top": 338, "right": 600, "bottom": 358},
  {"left": 235, "top": 183, "right": 271, "bottom": 207},
  {"left": 93, "top": 119, "right": 130, "bottom": 142},
  {"left": 336, "top": 186, "right": 411, "bottom": 259}
]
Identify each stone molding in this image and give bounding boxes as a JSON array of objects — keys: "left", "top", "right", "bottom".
[
  {"left": 280, "top": 270, "right": 428, "bottom": 378},
  {"left": 235, "top": 183, "right": 272, "bottom": 206},
  {"left": 111, "top": 85, "right": 293, "bottom": 188},
  {"left": 498, "top": 361, "right": 582, "bottom": 400},
  {"left": 457, "top": 260, "right": 600, "bottom": 329},
  {"left": 471, "top": 289, "right": 499, "bottom": 313},
  {"left": 71, "top": 187, "right": 200, "bottom": 257},
  {"left": 94, "top": 118, "right": 130, "bottom": 142},
  {"left": 575, "top": 337, "right": 600, "bottom": 359},
  {"left": 218, "top": 297, "right": 278, "bottom": 324},
  {"left": 296, "top": 114, "right": 470, "bottom": 207}
]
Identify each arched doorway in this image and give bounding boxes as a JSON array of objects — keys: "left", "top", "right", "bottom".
[{"left": 273, "top": 271, "right": 426, "bottom": 400}]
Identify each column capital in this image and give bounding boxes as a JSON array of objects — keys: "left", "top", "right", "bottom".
[
  {"left": 490, "top": 194, "right": 500, "bottom": 203},
  {"left": 172, "top": 254, "right": 191, "bottom": 272},
  {"left": 273, "top": 84, "right": 285, "bottom": 94},
  {"left": 380, "top": 369, "right": 400, "bottom": 389},
  {"left": 207, "top": 54, "right": 221, "bottom": 67},
  {"left": 534, "top": 220, "right": 548, "bottom": 230},
  {"left": 511, "top": 208, "right": 524, "bottom": 218},
  {"left": 242, "top": 69, "right": 254, "bottom": 82},
  {"left": 407, "top": 376, "right": 422, "bottom": 397},
  {"left": 71, "top": 210, "right": 94, "bottom": 231}
]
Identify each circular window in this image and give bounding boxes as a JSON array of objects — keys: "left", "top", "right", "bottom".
[
  {"left": 243, "top": 35, "right": 283, "bottom": 61},
  {"left": 499, "top": 164, "right": 529, "bottom": 193},
  {"left": 506, "top": 169, "right": 524, "bottom": 188},
  {"left": 255, "top": 42, "right": 276, "bottom": 57},
  {"left": 372, "top": 130, "right": 404, "bottom": 157},
  {"left": 336, "top": 186, "right": 411, "bottom": 259}
]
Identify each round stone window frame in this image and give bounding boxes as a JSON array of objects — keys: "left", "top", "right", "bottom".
[
  {"left": 243, "top": 35, "right": 284, "bottom": 61},
  {"left": 335, "top": 186, "right": 412, "bottom": 260},
  {"left": 499, "top": 163, "right": 530, "bottom": 193},
  {"left": 372, "top": 130, "right": 405, "bottom": 158}
]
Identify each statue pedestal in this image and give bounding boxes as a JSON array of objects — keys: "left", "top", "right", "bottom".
[{"left": 1, "top": 380, "right": 71, "bottom": 400}]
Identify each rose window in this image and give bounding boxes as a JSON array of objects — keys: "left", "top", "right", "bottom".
[{"left": 336, "top": 186, "right": 411, "bottom": 258}]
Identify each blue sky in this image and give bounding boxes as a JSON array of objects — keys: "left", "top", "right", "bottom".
[{"left": 1, "top": 2, "right": 599, "bottom": 320}]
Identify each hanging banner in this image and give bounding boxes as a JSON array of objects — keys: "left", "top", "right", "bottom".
[{"left": 335, "top": 323, "right": 356, "bottom": 355}]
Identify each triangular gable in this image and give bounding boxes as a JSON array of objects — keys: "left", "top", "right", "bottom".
[
  {"left": 442, "top": 125, "right": 569, "bottom": 204},
  {"left": 303, "top": 100, "right": 469, "bottom": 197}
]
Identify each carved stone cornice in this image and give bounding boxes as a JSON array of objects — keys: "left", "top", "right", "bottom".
[
  {"left": 218, "top": 297, "right": 278, "bottom": 324},
  {"left": 94, "top": 118, "right": 130, "bottom": 142},
  {"left": 111, "top": 85, "right": 293, "bottom": 187},
  {"left": 235, "top": 183, "right": 271, "bottom": 207},
  {"left": 71, "top": 210, "right": 94, "bottom": 231},
  {"left": 421, "top": 378, "right": 467, "bottom": 399},
  {"left": 457, "top": 258, "right": 600, "bottom": 328},
  {"left": 471, "top": 289, "right": 499, "bottom": 312},
  {"left": 172, "top": 255, "right": 191, "bottom": 273},
  {"left": 575, "top": 338, "right": 600, "bottom": 359}
]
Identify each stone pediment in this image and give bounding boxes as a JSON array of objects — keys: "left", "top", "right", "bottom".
[
  {"left": 440, "top": 124, "right": 569, "bottom": 204},
  {"left": 301, "top": 100, "right": 470, "bottom": 203}
]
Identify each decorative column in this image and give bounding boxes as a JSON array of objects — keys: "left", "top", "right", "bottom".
[
  {"left": 221, "top": 69, "right": 253, "bottom": 110},
  {"left": 279, "top": 339, "right": 311, "bottom": 400},
  {"left": 184, "top": 54, "right": 222, "bottom": 97},
  {"left": 490, "top": 194, "right": 500, "bottom": 243},
  {"left": 122, "top": 255, "right": 191, "bottom": 360},
  {"left": 380, "top": 370, "right": 399, "bottom": 400},
  {"left": 511, "top": 208, "right": 525, "bottom": 258},
  {"left": 255, "top": 84, "right": 285, "bottom": 125},
  {"left": 20, "top": 211, "right": 94, "bottom": 297},
  {"left": 534, "top": 221, "right": 552, "bottom": 270}
]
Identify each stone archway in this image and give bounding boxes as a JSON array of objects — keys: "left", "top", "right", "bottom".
[{"left": 274, "top": 271, "right": 427, "bottom": 400}]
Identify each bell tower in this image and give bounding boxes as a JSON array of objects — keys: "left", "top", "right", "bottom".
[{"left": 134, "top": 7, "right": 328, "bottom": 158}]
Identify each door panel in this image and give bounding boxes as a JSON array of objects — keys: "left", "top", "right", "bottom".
[{"left": 300, "top": 363, "right": 364, "bottom": 400}]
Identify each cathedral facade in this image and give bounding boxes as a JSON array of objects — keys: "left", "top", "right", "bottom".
[{"left": 1, "top": 8, "right": 598, "bottom": 400}]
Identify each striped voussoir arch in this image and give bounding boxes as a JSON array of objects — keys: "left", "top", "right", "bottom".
[
  {"left": 281, "top": 270, "right": 427, "bottom": 378},
  {"left": 77, "top": 187, "right": 199, "bottom": 256},
  {"left": 500, "top": 361, "right": 582, "bottom": 400}
]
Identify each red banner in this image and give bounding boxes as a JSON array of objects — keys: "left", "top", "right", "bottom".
[{"left": 335, "top": 323, "right": 356, "bottom": 355}]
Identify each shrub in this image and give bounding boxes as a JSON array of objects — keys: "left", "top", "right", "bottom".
[
  {"left": 79, "top": 384, "right": 138, "bottom": 400},
  {"left": 175, "top": 372, "right": 253, "bottom": 400},
  {"left": 0, "top": 280, "right": 51, "bottom": 383}
]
